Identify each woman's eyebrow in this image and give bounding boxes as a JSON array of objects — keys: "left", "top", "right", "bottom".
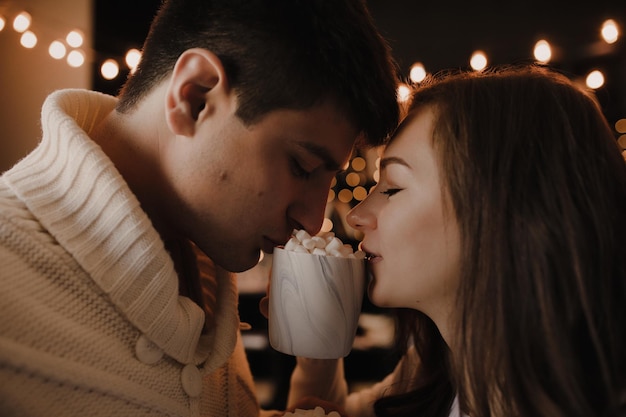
[{"left": 380, "top": 156, "right": 410, "bottom": 170}]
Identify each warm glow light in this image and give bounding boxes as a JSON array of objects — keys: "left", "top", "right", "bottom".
[
  {"left": 353, "top": 186, "right": 368, "bottom": 201},
  {"left": 346, "top": 172, "right": 361, "bottom": 187},
  {"left": 125, "top": 48, "right": 142, "bottom": 72},
  {"left": 67, "top": 49, "right": 85, "bottom": 68},
  {"left": 321, "top": 218, "right": 334, "bottom": 233},
  {"left": 585, "top": 70, "right": 604, "bottom": 89},
  {"left": 48, "top": 40, "right": 67, "bottom": 59},
  {"left": 372, "top": 169, "right": 380, "bottom": 183},
  {"left": 409, "top": 62, "right": 427, "bottom": 83},
  {"left": 327, "top": 189, "right": 336, "bottom": 203},
  {"left": 0, "top": 16, "right": 6, "bottom": 31},
  {"left": 470, "top": 50, "right": 488, "bottom": 71},
  {"left": 533, "top": 39, "right": 552, "bottom": 63},
  {"left": 13, "top": 11, "right": 31, "bottom": 33},
  {"left": 338, "top": 189, "right": 353, "bottom": 203},
  {"left": 372, "top": 157, "right": 380, "bottom": 183},
  {"left": 351, "top": 157, "right": 366, "bottom": 172},
  {"left": 101, "top": 59, "right": 120, "bottom": 80},
  {"left": 20, "top": 30, "right": 37, "bottom": 48},
  {"left": 601, "top": 19, "right": 619, "bottom": 44},
  {"left": 397, "top": 83, "right": 411, "bottom": 103},
  {"left": 66, "top": 30, "right": 84, "bottom": 48},
  {"left": 615, "top": 119, "right": 626, "bottom": 134}
]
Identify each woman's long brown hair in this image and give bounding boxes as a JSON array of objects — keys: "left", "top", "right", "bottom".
[{"left": 374, "top": 64, "right": 626, "bottom": 417}]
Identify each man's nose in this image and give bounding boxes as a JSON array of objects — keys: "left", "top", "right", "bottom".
[{"left": 288, "top": 185, "right": 329, "bottom": 236}]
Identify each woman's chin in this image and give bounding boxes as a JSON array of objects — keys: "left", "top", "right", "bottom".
[{"left": 367, "top": 282, "right": 392, "bottom": 308}]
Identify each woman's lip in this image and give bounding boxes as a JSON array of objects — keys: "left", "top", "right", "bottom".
[
  {"left": 359, "top": 243, "right": 381, "bottom": 262},
  {"left": 367, "top": 255, "right": 383, "bottom": 264}
]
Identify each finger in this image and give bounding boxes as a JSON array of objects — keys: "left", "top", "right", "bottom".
[{"left": 259, "top": 296, "right": 269, "bottom": 318}]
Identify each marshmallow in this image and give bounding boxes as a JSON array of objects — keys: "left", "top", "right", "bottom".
[{"left": 283, "top": 229, "right": 366, "bottom": 259}]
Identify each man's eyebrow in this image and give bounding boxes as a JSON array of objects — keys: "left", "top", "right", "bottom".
[
  {"left": 380, "top": 156, "right": 410, "bottom": 170},
  {"left": 296, "top": 141, "right": 342, "bottom": 171}
]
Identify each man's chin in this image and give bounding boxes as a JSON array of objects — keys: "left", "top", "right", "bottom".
[{"left": 225, "top": 251, "right": 264, "bottom": 273}]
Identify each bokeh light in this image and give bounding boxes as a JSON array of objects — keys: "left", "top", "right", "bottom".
[
  {"left": 586, "top": 70, "right": 605, "bottom": 89},
  {"left": 351, "top": 157, "right": 366, "bottom": 172},
  {"left": 20, "top": 30, "right": 37, "bottom": 48},
  {"left": 67, "top": 49, "right": 85, "bottom": 68},
  {"left": 409, "top": 62, "right": 427, "bottom": 83},
  {"left": 48, "top": 40, "right": 67, "bottom": 59},
  {"left": 601, "top": 19, "right": 619, "bottom": 44},
  {"left": 470, "top": 50, "right": 488, "bottom": 71},
  {"left": 397, "top": 83, "right": 411, "bottom": 103},
  {"left": 66, "top": 29, "right": 83, "bottom": 48},
  {"left": 533, "top": 39, "right": 552, "bottom": 63},
  {"left": 101, "top": 59, "right": 120, "bottom": 80},
  {"left": 125, "top": 48, "right": 142, "bottom": 72},
  {"left": 13, "top": 11, "right": 31, "bottom": 33}
]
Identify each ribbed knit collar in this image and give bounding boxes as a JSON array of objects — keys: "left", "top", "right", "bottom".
[{"left": 3, "top": 89, "right": 239, "bottom": 371}]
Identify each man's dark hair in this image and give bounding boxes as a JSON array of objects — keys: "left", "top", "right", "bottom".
[{"left": 116, "top": 0, "right": 400, "bottom": 146}]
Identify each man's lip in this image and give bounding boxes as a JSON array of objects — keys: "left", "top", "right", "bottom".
[{"left": 262, "top": 236, "right": 284, "bottom": 253}]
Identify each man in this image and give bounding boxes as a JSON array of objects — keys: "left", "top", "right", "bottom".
[{"left": 0, "top": 0, "right": 399, "bottom": 415}]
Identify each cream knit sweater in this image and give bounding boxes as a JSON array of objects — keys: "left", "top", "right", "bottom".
[{"left": 0, "top": 89, "right": 269, "bottom": 416}]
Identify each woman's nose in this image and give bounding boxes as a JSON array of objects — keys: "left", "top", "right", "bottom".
[{"left": 346, "top": 199, "right": 375, "bottom": 231}]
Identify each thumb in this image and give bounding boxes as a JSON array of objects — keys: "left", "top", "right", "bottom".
[{"left": 259, "top": 281, "right": 270, "bottom": 319}]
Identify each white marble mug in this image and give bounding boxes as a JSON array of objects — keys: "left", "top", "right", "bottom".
[{"left": 268, "top": 247, "right": 366, "bottom": 359}]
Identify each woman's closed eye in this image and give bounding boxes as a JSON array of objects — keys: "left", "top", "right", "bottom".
[{"left": 380, "top": 188, "right": 402, "bottom": 198}]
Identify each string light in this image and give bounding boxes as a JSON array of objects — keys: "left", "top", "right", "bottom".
[
  {"left": 353, "top": 186, "right": 368, "bottom": 201},
  {"left": 2, "top": 8, "right": 623, "bottom": 229},
  {"left": 67, "top": 49, "right": 85, "bottom": 68},
  {"left": 533, "top": 39, "right": 552, "bottom": 63},
  {"left": 20, "top": 30, "right": 37, "bottom": 48},
  {"left": 586, "top": 70, "right": 605, "bottom": 89},
  {"left": 125, "top": 48, "right": 142, "bottom": 73},
  {"left": 48, "top": 40, "right": 67, "bottom": 60},
  {"left": 0, "top": 5, "right": 624, "bottom": 128},
  {"left": 338, "top": 189, "right": 354, "bottom": 203},
  {"left": 601, "top": 19, "right": 619, "bottom": 44},
  {"left": 327, "top": 189, "right": 336, "bottom": 203},
  {"left": 397, "top": 83, "right": 411, "bottom": 103},
  {"left": 12, "top": 11, "right": 31, "bottom": 33},
  {"left": 346, "top": 172, "right": 361, "bottom": 187},
  {"left": 409, "top": 62, "right": 427, "bottom": 83},
  {"left": 66, "top": 29, "right": 83, "bottom": 48},
  {"left": 101, "top": 59, "right": 120, "bottom": 80},
  {"left": 351, "top": 157, "right": 366, "bottom": 172},
  {"left": 321, "top": 218, "right": 334, "bottom": 233},
  {"left": 470, "top": 50, "right": 488, "bottom": 71}
]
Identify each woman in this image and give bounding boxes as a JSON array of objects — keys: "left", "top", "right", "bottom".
[{"left": 287, "top": 64, "right": 626, "bottom": 417}]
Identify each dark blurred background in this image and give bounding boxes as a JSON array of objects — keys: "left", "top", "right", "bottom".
[{"left": 92, "top": 0, "right": 626, "bottom": 124}]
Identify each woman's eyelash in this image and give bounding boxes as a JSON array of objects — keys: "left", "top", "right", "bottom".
[{"left": 380, "top": 188, "right": 401, "bottom": 197}]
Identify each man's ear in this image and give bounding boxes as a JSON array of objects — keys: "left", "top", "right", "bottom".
[{"left": 165, "top": 48, "right": 230, "bottom": 137}]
